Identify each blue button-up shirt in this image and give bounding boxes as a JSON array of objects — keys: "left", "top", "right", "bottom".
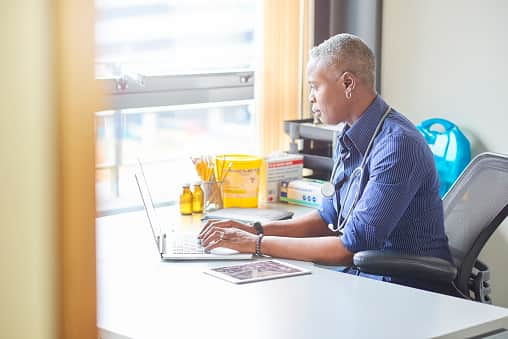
[{"left": 319, "top": 95, "right": 452, "bottom": 262}]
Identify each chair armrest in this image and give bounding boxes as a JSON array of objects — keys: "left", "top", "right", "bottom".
[{"left": 353, "top": 250, "right": 457, "bottom": 283}]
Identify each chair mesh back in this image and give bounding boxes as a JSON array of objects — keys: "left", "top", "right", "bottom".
[{"left": 443, "top": 153, "right": 508, "bottom": 267}]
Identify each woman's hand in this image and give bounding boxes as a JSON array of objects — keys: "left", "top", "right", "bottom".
[
  {"left": 198, "top": 219, "right": 257, "bottom": 253},
  {"left": 198, "top": 219, "right": 255, "bottom": 239}
]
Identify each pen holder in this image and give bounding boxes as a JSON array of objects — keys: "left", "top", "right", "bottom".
[{"left": 203, "top": 181, "right": 224, "bottom": 212}]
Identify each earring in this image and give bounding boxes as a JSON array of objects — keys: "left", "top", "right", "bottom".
[{"left": 346, "top": 90, "right": 352, "bottom": 100}]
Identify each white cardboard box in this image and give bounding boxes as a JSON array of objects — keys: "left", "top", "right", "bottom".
[
  {"left": 279, "top": 178, "right": 326, "bottom": 208},
  {"left": 259, "top": 153, "right": 304, "bottom": 203}
]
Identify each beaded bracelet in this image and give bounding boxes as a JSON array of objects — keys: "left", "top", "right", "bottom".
[{"left": 255, "top": 234, "right": 264, "bottom": 256}]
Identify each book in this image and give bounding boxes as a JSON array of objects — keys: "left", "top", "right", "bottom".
[{"left": 204, "top": 260, "right": 311, "bottom": 284}]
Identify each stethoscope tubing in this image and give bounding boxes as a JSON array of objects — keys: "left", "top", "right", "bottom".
[{"left": 324, "top": 105, "right": 392, "bottom": 233}]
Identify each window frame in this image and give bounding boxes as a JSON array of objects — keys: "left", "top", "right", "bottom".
[{"left": 98, "top": 70, "right": 254, "bottom": 110}]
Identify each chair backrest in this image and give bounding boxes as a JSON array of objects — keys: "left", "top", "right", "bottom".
[{"left": 443, "top": 152, "right": 508, "bottom": 287}]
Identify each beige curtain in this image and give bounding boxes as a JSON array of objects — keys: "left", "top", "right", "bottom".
[
  {"left": 55, "top": 0, "right": 99, "bottom": 338},
  {"left": 257, "top": 0, "right": 314, "bottom": 156},
  {"left": 0, "top": 0, "right": 98, "bottom": 338}
]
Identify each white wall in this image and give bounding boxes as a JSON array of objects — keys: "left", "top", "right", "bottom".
[
  {"left": 382, "top": 0, "right": 508, "bottom": 306},
  {"left": 0, "top": 2, "right": 57, "bottom": 338}
]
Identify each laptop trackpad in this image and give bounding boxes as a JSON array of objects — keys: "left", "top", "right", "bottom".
[{"left": 210, "top": 247, "right": 240, "bottom": 255}]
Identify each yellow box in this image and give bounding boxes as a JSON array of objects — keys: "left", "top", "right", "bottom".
[{"left": 216, "top": 154, "right": 262, "bottom": 208}]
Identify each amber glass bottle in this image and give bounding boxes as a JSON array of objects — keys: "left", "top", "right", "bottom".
[
  {"left": 192, "top": 182, "right": 204, "bottom": 213},
  {"left": 179, "top": 184, "right": 193, "bottom": 215}
]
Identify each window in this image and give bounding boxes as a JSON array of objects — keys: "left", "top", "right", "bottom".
[{"left": 95, "top": 0, "right": 259, "bottom": 214}]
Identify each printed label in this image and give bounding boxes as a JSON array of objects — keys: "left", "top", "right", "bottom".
[{"left": 224, "top": 169, "right": 260, "bottom": 199}]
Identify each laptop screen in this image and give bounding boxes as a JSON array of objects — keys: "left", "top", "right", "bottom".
[{"left": 135, "top": 172, "right": 163, "bottom": 253}]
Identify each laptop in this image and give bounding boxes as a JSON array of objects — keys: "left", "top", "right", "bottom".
[{"left": 134, "top": 171, "right": 253, "bottom": 261}]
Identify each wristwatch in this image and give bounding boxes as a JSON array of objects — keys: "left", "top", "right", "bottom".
[{"left": 252, "top": 221, "right": 264, "bottom": 235}]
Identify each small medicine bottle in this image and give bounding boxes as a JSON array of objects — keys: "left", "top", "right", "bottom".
[
  {"left": 179, "top": 184, "right": 193, "bottom": 215},
  {"left": 192, "top": 182, "right": 204, "bottom": 213}
]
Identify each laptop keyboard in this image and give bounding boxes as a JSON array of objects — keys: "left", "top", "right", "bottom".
[{"left": 170, "top": 233, "right": 206, "bottom": 255}]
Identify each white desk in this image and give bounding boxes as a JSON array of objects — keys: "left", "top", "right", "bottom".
[{"left": 97, "top": 206, "right": 508, "bottom": 339}]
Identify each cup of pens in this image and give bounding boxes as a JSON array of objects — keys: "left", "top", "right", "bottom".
[
  {"left": 191, "top": 155, "right": 231, "bottom": 213},
  {"left": 202, "top": 181, "right": 223, "bottom": 212}
]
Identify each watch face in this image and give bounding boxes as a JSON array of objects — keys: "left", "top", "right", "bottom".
[{"left": 253, "top": 222, "right": 263, "bottom": 235}]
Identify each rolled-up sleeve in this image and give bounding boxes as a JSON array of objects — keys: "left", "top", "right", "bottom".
[
  {"left": 318, "top": 196, "right": 337, "bottom": 227},
  {"left": 341, "top": 135, "right": 428, "bottom": 253}
]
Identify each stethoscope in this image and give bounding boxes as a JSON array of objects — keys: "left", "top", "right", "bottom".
[{"left": 321, "top": 106, "right": 392, "bottom": 233}]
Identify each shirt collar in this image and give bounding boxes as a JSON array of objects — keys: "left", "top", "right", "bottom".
[{"left": 342, "top": 95, "right": 390, "bottom": 157}]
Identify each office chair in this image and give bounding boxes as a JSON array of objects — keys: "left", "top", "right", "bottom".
[{"left": 352, "top": 152, "right": 508, "bottom": 303}]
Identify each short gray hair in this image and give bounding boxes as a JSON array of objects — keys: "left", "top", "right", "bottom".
[{"left": 310, "top": 33, "right": 376, "bottom": 89}]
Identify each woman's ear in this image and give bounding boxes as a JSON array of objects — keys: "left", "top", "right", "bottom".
[
  {"left": 342, "top": 72, "right": 355, "bottom": 100},
  {"left": 342, "top": 72, "right": 355, "bottom": 91}
]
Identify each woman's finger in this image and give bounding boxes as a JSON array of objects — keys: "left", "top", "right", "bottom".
[
  {"left": 203, "top": 229, "right": 226, "bottom": 250},
  {"left": 199, "top": 222, "right": 223, "bottom": 241},
  {"left": 198, "top": 220, "right": 223, "bottom": 240},
  {"left": 201, "top": 227, "right": 223, "bottom": 246},
  {"left": 198, "top": 219, "right": 221, "bottom": 237},
  {"left": 204, "top": 228, "right": 258, "bottom": 254},
  {"left": 198, "top": 219, "right": 236, "bottom": 239}
]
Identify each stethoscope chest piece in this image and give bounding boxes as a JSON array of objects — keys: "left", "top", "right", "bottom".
[{"left": 321, "top": 182, "right": 335, "bottom": 198}]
